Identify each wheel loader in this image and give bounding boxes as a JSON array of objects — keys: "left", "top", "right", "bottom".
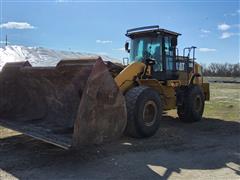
[{"left": 0, "top": 25, "right": 210, "bottom": 149}]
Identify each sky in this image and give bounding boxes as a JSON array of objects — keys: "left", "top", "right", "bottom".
[{"left": 0, "top": 0, "right": 239, "bottom": 64}]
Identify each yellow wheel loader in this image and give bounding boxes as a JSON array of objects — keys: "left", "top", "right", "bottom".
[{"left": 0, "top": 25, "right": 210, "bottom": 149}]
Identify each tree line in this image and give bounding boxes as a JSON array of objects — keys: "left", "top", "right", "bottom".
[{"left": 202, "top": 63, "right": 240, "bottom": 77}]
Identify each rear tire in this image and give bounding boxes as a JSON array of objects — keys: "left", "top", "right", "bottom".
[
  {"left": 124, "top": 86, "right": 162, "bottom": 138},
  {"left": 177, "top": 85, "right": 205, "bottom": 122}
]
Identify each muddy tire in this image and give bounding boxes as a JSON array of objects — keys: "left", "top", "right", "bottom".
[
  {"left": 177, "top": 85, "right": 205, "bottom": 122},
  {"left": 124, "top": 86, "right": 162, "bottom": 138}
]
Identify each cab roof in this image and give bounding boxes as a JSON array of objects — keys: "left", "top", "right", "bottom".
[{"left": 126, "top": 25, "right": 181, "bottom": 38}]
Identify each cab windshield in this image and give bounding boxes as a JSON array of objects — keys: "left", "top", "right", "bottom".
[
  {"left": 130, "top": 37, "right": 161, "bottom": 62},
  {"left": 129, "top": 36, "right": 162, "bottom": 71}
]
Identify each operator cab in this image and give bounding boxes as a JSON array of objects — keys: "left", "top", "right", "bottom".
[{"left": 125, "top": 25, "right": 196, "bottom": 81}]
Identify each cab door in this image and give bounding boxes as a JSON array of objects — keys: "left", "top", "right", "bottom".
[
  {"left": 164, "top": 36, "right": 174, "bottom": 71},
  {"left": 163, "top": 36, "right": 177, "bottom": 80}
]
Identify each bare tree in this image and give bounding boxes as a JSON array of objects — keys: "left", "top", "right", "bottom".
[{"left": 202, "top": 63, "right": 240, "bottom": 77}]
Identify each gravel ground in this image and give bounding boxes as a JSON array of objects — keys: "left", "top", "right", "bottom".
[{"left": 0, "top": 83, "right": 239, "bottom": 180}]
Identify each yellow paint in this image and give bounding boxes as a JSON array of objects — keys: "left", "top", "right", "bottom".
[
  {"left": 139, "top": 79, "right": 177, "bottom": 110},
  {"left": 113, "top": 60, "right": 210, "bottom": 110},
  {"left": 202, "top": 83, "right": 210, "bottom": 101},
  {"left": 114, "top": 62, "right": 146, "bottom": 93}
]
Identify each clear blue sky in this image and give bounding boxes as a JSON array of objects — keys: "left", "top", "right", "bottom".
[{"left": 0, "top": 0, "right": 239, "bottom": 64}]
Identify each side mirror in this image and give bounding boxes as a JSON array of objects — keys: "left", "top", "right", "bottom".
[
  {"left": 171, "top": 38, "right": 177, "bottom": 47},
  {"left": 125, "top": 42, "right": 130, "bottom": 53},
  {"left": 122, "top": 57, "right": 129, "bottom": 65}
]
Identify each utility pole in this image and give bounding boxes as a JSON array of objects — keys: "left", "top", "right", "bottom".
[{"left": 5, "top": 34, "right": 7, "bottom": 46}]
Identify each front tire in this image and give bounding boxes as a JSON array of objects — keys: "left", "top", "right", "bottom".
[
  {"left": 124, "top": 86, "right": 162, "bottom": 138},
  {"left": 177, "top": 85, "right": 205, "bottom": 122}
]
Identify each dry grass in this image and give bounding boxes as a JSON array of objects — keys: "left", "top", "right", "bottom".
[{"left": 204, "top": 83, "right": 240, "bottom": 121}]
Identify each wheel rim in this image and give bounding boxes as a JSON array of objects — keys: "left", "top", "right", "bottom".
[
  {"left": 195, "top": 95, "right": 202, "bottom": 113},
  {"left": 143, "top": 100, "right": 157, "bottom": 127}
]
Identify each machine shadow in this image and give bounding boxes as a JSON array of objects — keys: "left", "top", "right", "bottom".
[{"left": 0, "top": 116, "right": 239, "bottom": 179}]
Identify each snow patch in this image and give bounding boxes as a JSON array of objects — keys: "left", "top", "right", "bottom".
[{"left": 0, "top": 45, "right": 119, "bottom": 70}]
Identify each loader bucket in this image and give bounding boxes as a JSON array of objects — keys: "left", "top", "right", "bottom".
[{"left": 0, "top": 57, "right": 127, "bottom": 149}]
